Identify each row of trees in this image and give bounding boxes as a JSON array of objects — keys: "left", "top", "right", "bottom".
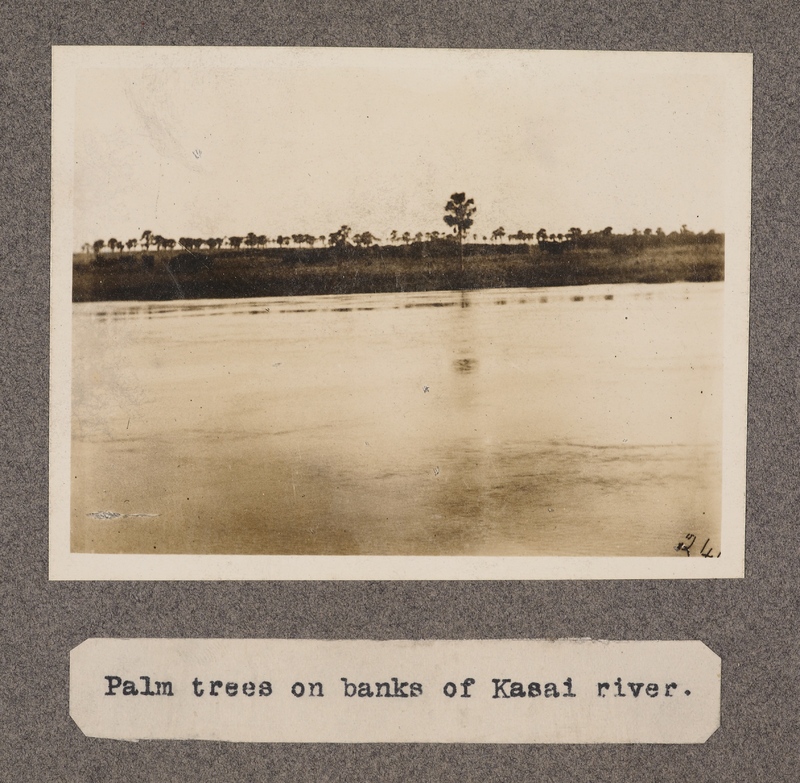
[
  {"left": 82, "top": 194, "right": 719, "bottom": 259},
  {"left": 81, "top": 193, "right": 472, "bottom": 257},
  {"left": 83, "top": 229, "right": 382, "bottom": 255}
]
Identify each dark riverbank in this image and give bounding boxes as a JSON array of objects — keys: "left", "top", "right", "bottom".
[{"left": 72, "top": 242, "right": 724, "bottom": 303}]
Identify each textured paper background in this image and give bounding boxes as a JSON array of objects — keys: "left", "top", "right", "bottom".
[{"left": 1, "top": 0, "right": 798, "bottom": 780}]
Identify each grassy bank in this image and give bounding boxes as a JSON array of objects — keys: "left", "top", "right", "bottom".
[{"left": 72, "top": 242, "right": 724, "bottom": 303}]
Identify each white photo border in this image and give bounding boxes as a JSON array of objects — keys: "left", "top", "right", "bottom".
[{"left": 50, "top": 46, "right": 752, "bottom": 580}]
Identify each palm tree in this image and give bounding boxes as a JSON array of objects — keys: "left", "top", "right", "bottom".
[
  {"left": 328, "top": 225, "right": 351, "bottom": 248},
  {"left": 355, "top": 231, "right": 378, "bottom": 247},
  {"left": 141, "top": 230, "right": 153, "bottom": 251},
  {"left": 443, "top": 192, "right": 477, "bottom": 272}
]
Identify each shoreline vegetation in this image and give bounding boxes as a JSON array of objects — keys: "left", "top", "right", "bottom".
[{"left": 73, "top": 225, "right": 724, "bottom": 304}]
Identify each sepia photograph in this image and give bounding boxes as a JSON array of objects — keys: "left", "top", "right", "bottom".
[{"left": 49, "top": 47, "right": 751, "bottom": 579}]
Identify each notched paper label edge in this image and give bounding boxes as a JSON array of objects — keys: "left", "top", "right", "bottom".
[{"left": 70, "top": 639, "right": 721, "bottom": 744}]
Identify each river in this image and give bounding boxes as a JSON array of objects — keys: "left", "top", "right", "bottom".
[{"left": 71, "top": 282, "right": 722, "bottom": 556}]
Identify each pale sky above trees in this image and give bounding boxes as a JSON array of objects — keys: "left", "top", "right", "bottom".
[{"left": 66, "top": 47, "right": 749, "bottom": 248}]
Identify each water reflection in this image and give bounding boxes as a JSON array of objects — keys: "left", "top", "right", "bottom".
[
  {"left": 86, "top": 286, "right": 640, "bottom": 324},
  {"left": 73, "top": 283, "right": 723, "bottom": 556},
  {"left": 453, "top": 358, "right": 478, "bottom": 374}
]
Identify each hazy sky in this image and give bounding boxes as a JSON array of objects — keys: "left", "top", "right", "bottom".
[{"left": 70, "top": 48, "right": 737, "bottom": 247}]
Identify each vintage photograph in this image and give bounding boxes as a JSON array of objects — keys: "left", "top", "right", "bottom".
[{"left": 50, "top": 47, "right": 751, "bottom": 579}]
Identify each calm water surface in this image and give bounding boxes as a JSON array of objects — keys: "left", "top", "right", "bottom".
[{"left": 71, "top": 283, "right": 722, "bottom": 556}]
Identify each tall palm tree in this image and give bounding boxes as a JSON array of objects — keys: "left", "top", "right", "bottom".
[{"left": 443, "top": 192, "right": 477, "bottom": 273}]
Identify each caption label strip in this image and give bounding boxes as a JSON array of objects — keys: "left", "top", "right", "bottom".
[{"left": 70, "top": 639, "right": 720, "bottom": 743}]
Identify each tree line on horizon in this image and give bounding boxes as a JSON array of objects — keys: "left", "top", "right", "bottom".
[
  {"left": 80, "top": 193, "right": 722, "bottom": 259},
  {"left": 82, "top": 223, "right": 721, "bottom": 255}
]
